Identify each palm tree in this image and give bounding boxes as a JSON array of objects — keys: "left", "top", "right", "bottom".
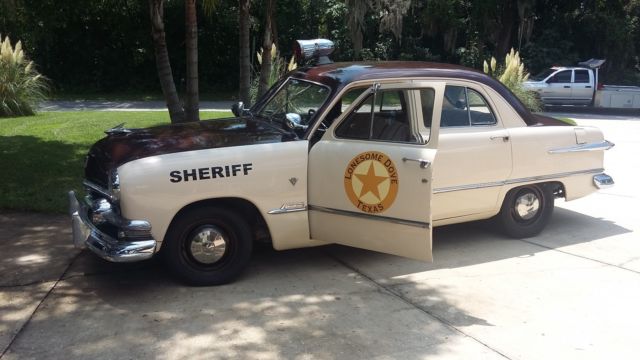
[
  {"left": 149, "top": 0, "right": 185, "bottom": 123},
  {"left": 258, "top": 0, "right": 276, "bottom": 97},
  {"left": 184, "top": 0, "right": 199, "bottom": 122},
  {"left": 149, "top": 0, "right": 217, "bottom": 124},
  {"left": 238, "top": 0, "right": 251, "bottom": 105}
]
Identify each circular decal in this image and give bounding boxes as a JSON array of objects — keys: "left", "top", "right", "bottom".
[{"left": 344, "top": 151, "right": 399, "bottom": 213}]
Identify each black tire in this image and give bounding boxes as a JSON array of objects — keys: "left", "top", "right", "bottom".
[
  {"left": 163, "top": 206, "right": 252, "bottom": 286},
  {"left": 497, "top": 184, "right": 554, "bottom": 239}
]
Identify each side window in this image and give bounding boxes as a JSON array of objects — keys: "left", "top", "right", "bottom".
[
  {"left": 420, "top": 88, "right": 435, "bottom": 128},
  {"left": 467, "top": 89, "right": 496, "bottom": 125},
  {"left": 440, "top": 85, "right": 470, "bottom": 127},
  {"left": 321, "top": 87, "right": 368, "bottom": 133},
  {"left": 340, "top": 87, "right": 368, "bottom": 111},
  {"left": 335, "top": 95, "right": 373, "bottom": 140},
  {"left": 574, "top": 70, "right": 590, "bottom": 83},
  {"left": 440, "top": 85, "right": 496, "bottom": 127},
  {"left": 335, "top": 89, "right": 416, "bottom": 143},
  {"left": 549, "top": 70, "right": 572, "bottom": 83}
]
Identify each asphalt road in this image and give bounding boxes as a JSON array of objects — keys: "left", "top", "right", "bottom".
[{"left": 1, "top": 114, "right": 638, "bottom": 359}]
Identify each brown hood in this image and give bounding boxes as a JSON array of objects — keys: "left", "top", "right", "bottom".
[{"left": 85, "top": 116, "right": 295, "bottom": 187}]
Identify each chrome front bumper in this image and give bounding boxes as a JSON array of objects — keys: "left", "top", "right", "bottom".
[
  {"left": 593, "top": 173, "right": 615, "bottom": 189},
  {"left": 68, "top": 191, "right": 157, "bottom": 262}
]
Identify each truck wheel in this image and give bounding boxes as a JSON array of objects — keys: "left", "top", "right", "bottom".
[
  {"left": 497, "top": 184, "right": 554, "bottom": 239},
  {"left": 163, "top": 206, "right": 252, "bottom": 286}
]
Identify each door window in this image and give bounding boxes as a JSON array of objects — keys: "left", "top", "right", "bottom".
[
  {"left": 335, "top": 89, "right": 417, "bottom": 143},
  {"left": 574, "top": 70, "right": 590, "bottom": 83},
  {"left": 439, "top": 85, "right": 496, "bottom": 127},
  {"left": 312, "top": 87, "right": 367, "bottom": 144},
  {"left": 548, "top": 70, "right": 572, "bottom": 83}
]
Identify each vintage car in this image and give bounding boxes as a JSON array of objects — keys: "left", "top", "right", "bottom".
[{"left": 69, "top": 39, "right": 614, "bottom": 285}]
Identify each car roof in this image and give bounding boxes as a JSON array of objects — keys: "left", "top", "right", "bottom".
[
  {"left": 551, "top": 66, "right": 590, "bottom": 71},
  {"left": 290, "top": 61, "right": 539, "bottom": 126},
  {"left": 292, "top": 61, "right": 487, "bottom": 88}
]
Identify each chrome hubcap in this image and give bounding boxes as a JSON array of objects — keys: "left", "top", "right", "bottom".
[
  {"left": 515, "top": 192, "right": 540, "bottom": 220},
  {"left": 188, "top": 225, "right": 228, "bottom": 264}
]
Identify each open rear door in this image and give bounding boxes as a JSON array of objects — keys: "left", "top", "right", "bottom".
[{"left": 307, "top": 81, "right": 443, "bottom": 261}]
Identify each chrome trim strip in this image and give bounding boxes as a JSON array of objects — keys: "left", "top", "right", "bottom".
[
  {"left": 503, "top": 168, "right": 604, "bottom": 185},
  {"left": 548, "top": 140, "right": 615, "bottom": 154},
  {"left": 433, "top": 181, "right": 504, "bottom": 194},
  {"left": 433, "top": 168, "right": 604, "bottom": 194},
  {"left": 308, "top": 205, "right": 430, "bottom": 229},
  {"left": 268, "top": 202, "right": 307, "bottom": 214}
]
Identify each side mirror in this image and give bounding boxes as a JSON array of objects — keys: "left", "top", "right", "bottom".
[
  {"left": 285, "top": 113, "right": 308, "bottom": 131},
  {"left": 231, "top": 101, "right": 247, "bottom": 117}
]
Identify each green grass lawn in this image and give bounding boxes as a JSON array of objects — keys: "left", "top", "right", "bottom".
[
  {"left": 51, "top": 90, "right": 235, "bottom": 102},
  {"left": 0, "top": 111, "right": 231, "bottom": 213}
]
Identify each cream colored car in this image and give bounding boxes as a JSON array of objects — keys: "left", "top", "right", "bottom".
[{"left": 69, "top": 44, "right": 614, "bottom": 285}]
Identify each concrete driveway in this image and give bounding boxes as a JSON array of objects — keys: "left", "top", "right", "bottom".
[{"left": 1, "top": 115, "right": 639, "bottom": 359}]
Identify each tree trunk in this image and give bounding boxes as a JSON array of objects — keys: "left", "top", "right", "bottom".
[
  {"left": 495, "top": 0, "right": 517, "bottom": 58},
  {"left": 346, "top": 0, "right": 367, "bottom": 60},
  {"left": 239, "top": 0, "right": 251, "bottom": 105},
  {"left": 149, "top": 0, "right": 185, "bottom": 123},
  {"left": 184, "top": 0, "right": 200, "bottom": 122},
  {"left": 258, "top": 0, "right": 275, "bottom": 98}
]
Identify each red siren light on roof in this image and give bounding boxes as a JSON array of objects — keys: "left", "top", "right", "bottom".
[{"left": 294, "top": 39, "right": 334, "bottom": 65}]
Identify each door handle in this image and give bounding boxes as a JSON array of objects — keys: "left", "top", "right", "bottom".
[
  {"left": 586, "top": 86, "right": 592, "bottom": 88},
  {"left": 563, "top": 86, "right": 570, "bottom": 88},
  {"left": 490, "top": 135, "right": 510, "bottom": 142},
  {"left": 402, "top": 157, "right": 431, "bottom": 169}
]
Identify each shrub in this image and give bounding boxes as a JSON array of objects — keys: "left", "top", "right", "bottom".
[
  {"left": 250, "top": 45, "right": 297, "bottom": 103},
  {"left": 0, "top": 35, "right": 49, "bottom": 117},
  {"left": 484, "top": 49, "right": 542, "bottom": 112}
]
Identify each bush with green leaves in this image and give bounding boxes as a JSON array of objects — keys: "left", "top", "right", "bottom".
[
  {"left": 250, "top": 45, "right": 296, "bottom": 104},
  {"left": 484, "top": 49, "right": 542, "bottom": 112},
  {"left": 0, "top": 35, "right": 49, "bottom": 117}
]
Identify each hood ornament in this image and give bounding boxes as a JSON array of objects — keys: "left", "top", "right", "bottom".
[
  {"left": 105, "top": 123, "right": 132, "bottom": 135},
  {"left": 289, "top": 177, "right": 298, "bottom": 186}
]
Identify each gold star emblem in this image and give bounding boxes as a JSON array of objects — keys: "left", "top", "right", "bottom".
[
  {"left": 355, "top": 162, "right": 388, "bottom": 201},
  {"left": 344, "top": 151, "right": 399, "bottom": 214}
]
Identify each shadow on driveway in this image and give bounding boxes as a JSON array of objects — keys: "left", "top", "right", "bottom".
[{"left": 0, "top": 204, "right": 631, "bottom": 359}]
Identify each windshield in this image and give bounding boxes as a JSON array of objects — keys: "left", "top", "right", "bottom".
[
  {"left": 530, "top": 68, "right": 556, "bottom": 81},
  {"left": 256, "top": 78, "right": 331, "bottom": 127}
]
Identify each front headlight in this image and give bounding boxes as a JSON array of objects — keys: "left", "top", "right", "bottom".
[{"left": 108, "top": 169, "right": 120, "bottom": 202}]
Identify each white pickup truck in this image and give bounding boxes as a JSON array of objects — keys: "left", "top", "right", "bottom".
[{"left": 524, "top": 59, "right": 640, "bottom": 109}]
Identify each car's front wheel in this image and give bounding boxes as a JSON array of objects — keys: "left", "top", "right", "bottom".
[
  {"left": 164, "top": 206, "right": 252, "bottom": 286},
  {"left": 497, "top": 184, "right": 554, "bottom": 239}
]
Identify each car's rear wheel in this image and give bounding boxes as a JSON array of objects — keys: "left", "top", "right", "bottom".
[
  {"left": 164, "top": 206, "right": 252, "bottom": 286},
  {"left": 497, "top": 184, "right": 554, "bottom": 239}
]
